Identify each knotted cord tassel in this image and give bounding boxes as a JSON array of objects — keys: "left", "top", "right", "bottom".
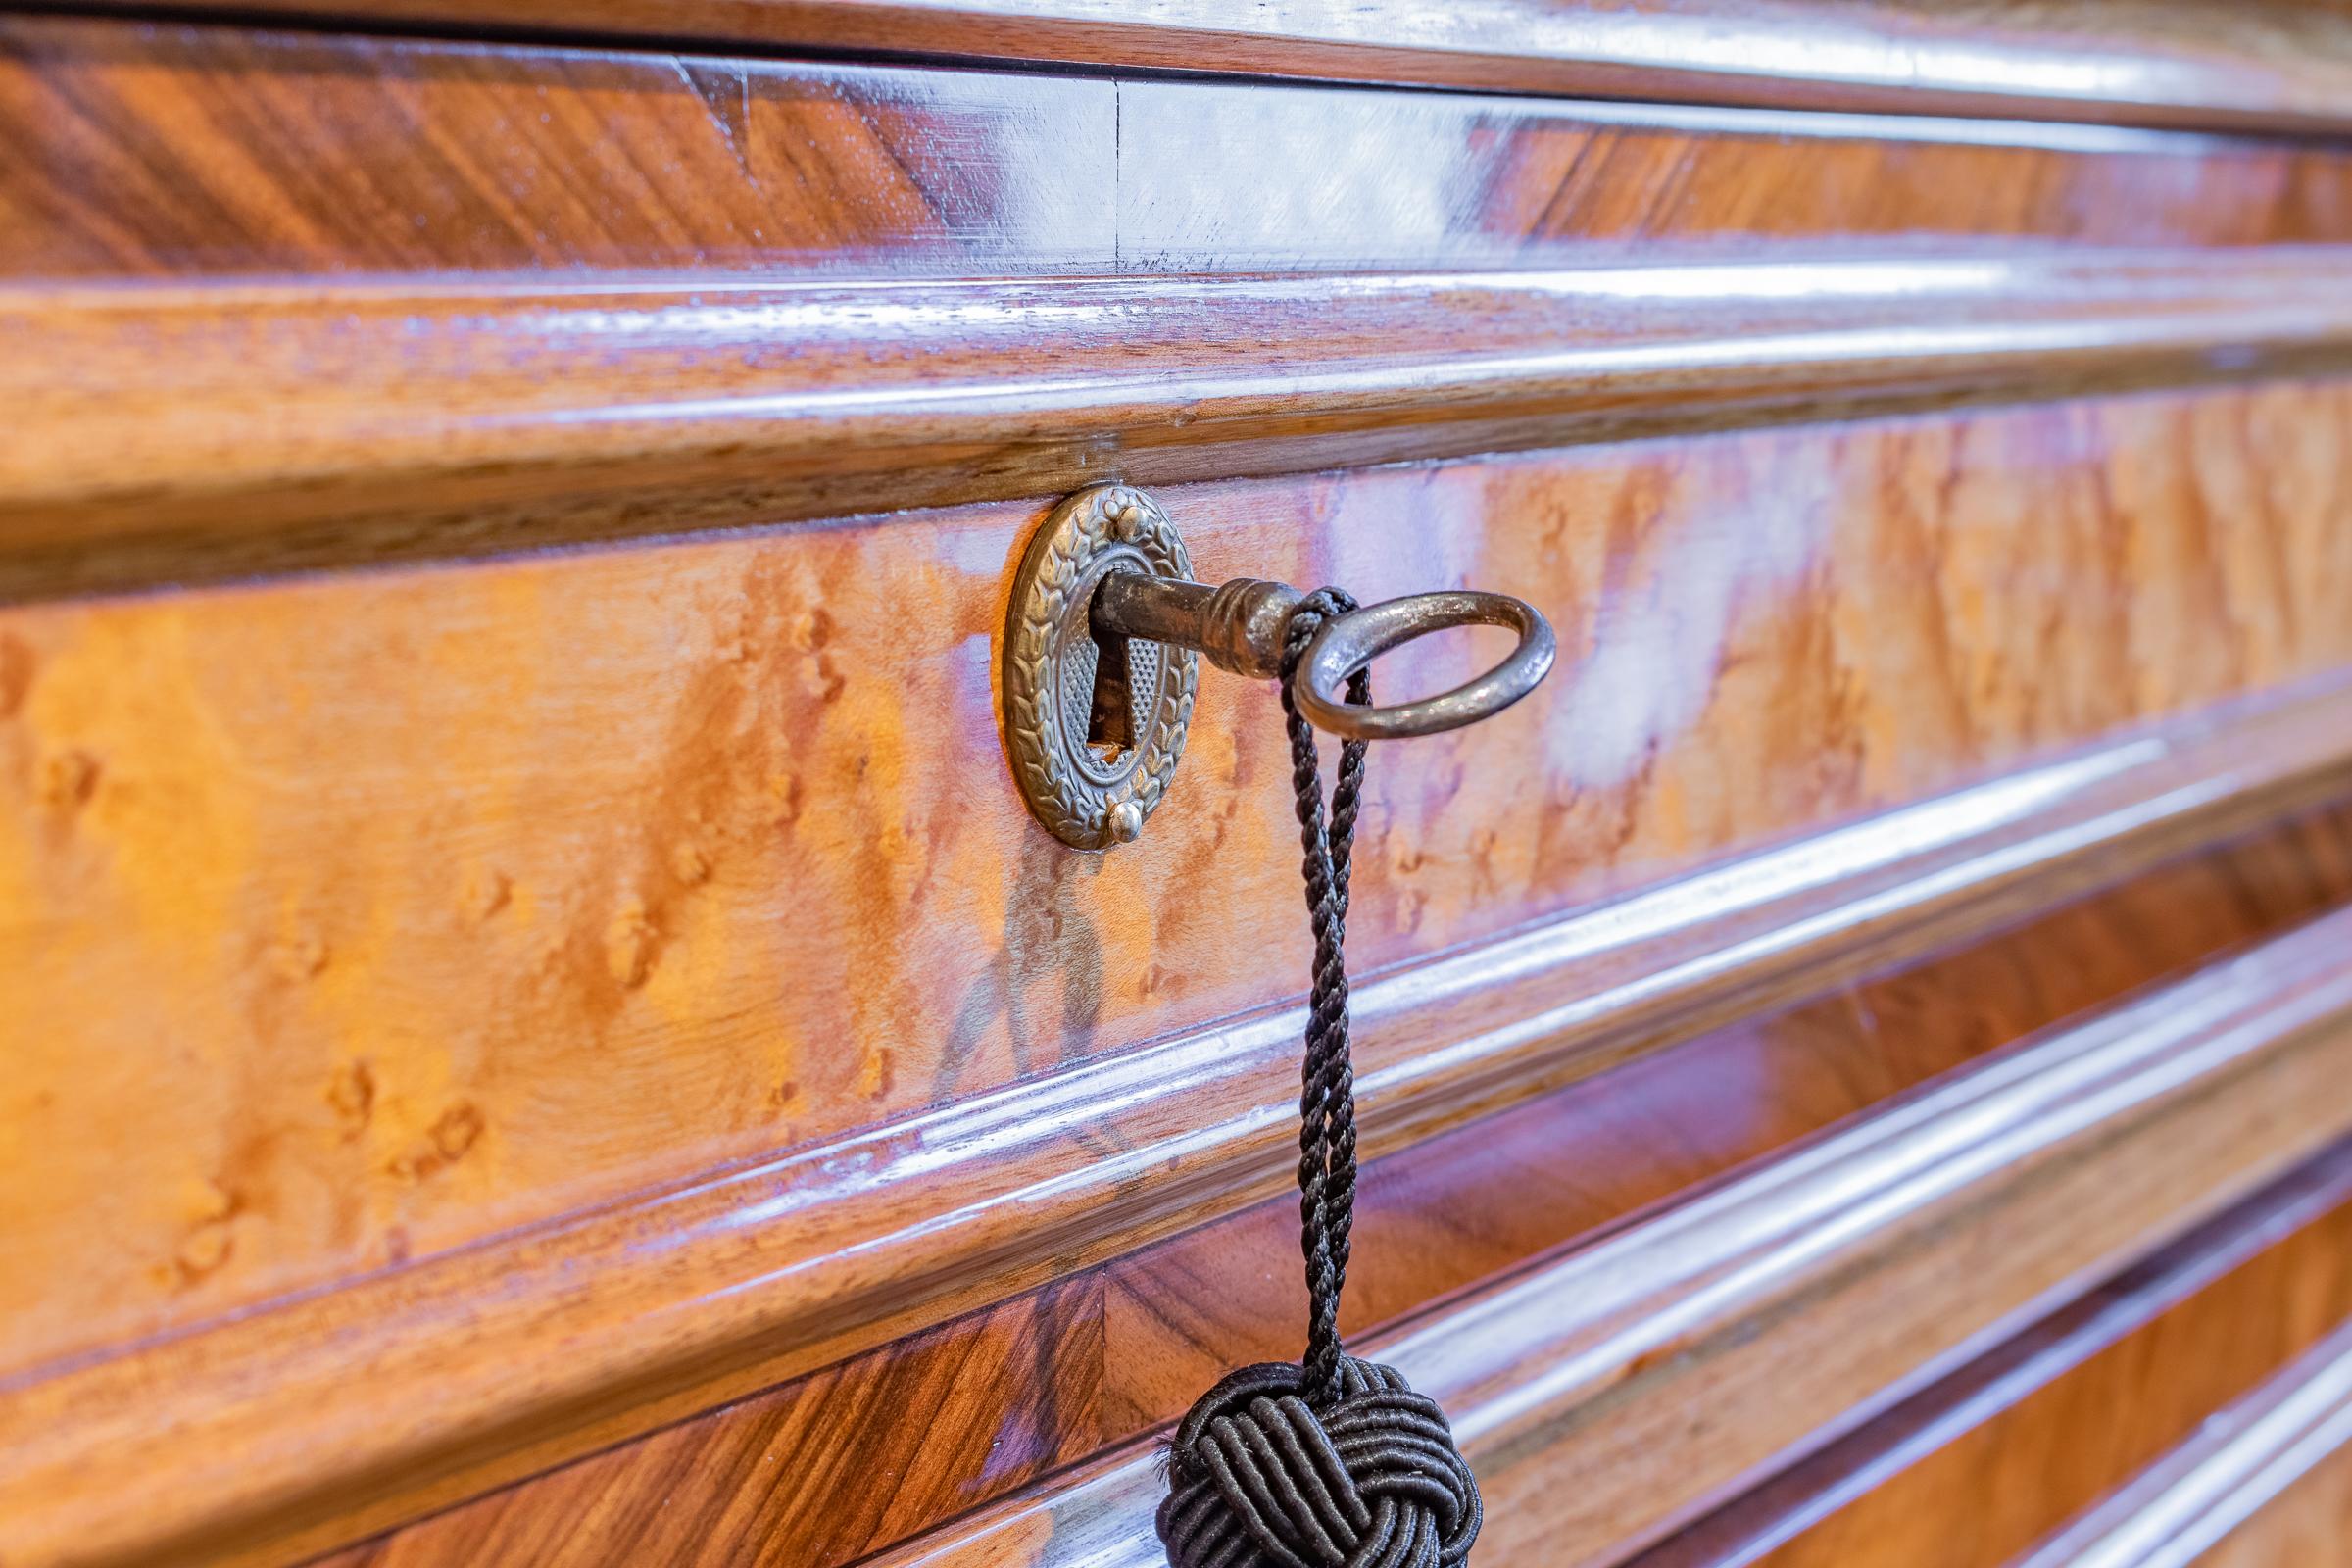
[
  {"left": 1158, "top": 1358, "right": 1481, "bottom": 1568},
  {"left": 1156, "top": 589, "right": 1484, "bottom": 1568}
]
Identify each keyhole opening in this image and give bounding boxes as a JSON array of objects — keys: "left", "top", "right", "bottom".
[{"left": 1087, "top": 631, "right": 1138, "bottom": 761}]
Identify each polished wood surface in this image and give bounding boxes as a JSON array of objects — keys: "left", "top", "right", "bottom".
[
  {"left": 14, "top": 17, "right": 2352, "bottom": 595},
  {"left": 2008, "top": 1318, "right": 2352, "bottom": 1566},
  {"left": 66, "top": 1, "right": 2352, "bottom": 133},
  {"left": 1634, "top": 1144, "right": 2352, "bottom": 1568},
  {"left": 11, "top": 7, "right": 2352, "bottom": 1566},
  {"left": 24, "top": 18, "right": 2345, "bottom": 287},
  {"left": 309, "top": 804, "right": 2352, "bottom": 1568},
  {"left": 9, "top": 383, "right": 2352, "bottom": 1371},
  {"left": 14, "top": 15, "right": 2352, "bottom": 597},
  {"left": 2186, "top": 1411, "right": 2352, "bottom": 1567},
  {"left": 8, "top": 377, "right": 2352, "bottom": 1564},
  {"left": 846, "top": 906, "right": 2352, "bottom": 1568},
  {"left": 19, "top": 252, "right": 2352, "bottom": 597}
]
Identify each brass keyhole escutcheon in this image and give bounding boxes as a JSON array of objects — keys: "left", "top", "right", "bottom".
[
  {"left": 1001, "top": 485, "right": 1199, "bottom": 851},
  {"left": 1004, "top": 484, "right": 1557, "bottom": 850}
]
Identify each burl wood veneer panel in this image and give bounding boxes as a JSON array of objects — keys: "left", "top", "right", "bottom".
[
  {"left": 4, "top": 382, "right": 2349, "bottom": 1380},
  {"left": 8, "top": 15, "right": 2352, "bottom": 283},
  {"left": 311, "top": 806, "right": 2352, "bottom": 1568},
  {"left": 3, "top": 390, "right": 2350, "bottom": 1566}
]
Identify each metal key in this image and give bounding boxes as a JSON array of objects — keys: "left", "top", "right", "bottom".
[{"left": 1091, "top": 572, "right": 1556, "bottom": 742}]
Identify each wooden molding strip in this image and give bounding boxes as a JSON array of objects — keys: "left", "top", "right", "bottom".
[
  {"left": 1629, "top": 1143, "right": 2352, "bottom": 1568},
  {"left": 74, "top": 0, "right": 2352, "bottom": 135},
  {"left": 308, "top": 1131, "right": 2352, "bottom": 1568},
  {"left": 2007, "top": 1318, "right": 2352, "bottom": 1568},
  {"left": 868, "top": 906, "right": 2352, "bottom": 1568},
  {"left": 1, "top": 676, "right": 2349, "bottom": 1567},
  {"left": 10, "top": 249, "right": 2352, "bottom": 597}
]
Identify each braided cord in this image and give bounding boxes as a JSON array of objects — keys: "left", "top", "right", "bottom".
[
  {"left": 1155, "top": 586, "right": 1485, "bottom": 1568},
  {"left": 1278, "top": 588, "right": 1374, "bottom": 1410}
]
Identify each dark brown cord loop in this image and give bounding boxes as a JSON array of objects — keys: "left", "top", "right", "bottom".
[{"left": 1156, "top": 588, "right": 1483, "bottom": 1568}]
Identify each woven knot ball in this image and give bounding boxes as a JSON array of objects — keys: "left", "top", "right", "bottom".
[{"left": 1156, "top": 1356, "right": 1481, "bottom": 1568}]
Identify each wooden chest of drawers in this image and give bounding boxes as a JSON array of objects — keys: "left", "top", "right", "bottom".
[{"left": 8, "top": 4, "right": 2352, "bottom": 1565}]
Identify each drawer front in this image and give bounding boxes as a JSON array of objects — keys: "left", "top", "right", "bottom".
[{"left": 8, "top": 383, "right": 2352, "bottom": 1369}]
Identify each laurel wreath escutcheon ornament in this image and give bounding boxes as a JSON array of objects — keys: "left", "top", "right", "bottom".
[{"left": 1003, "top": 485, "right": 1200, "bottom": 851}]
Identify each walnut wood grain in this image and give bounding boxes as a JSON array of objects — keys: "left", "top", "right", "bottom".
[
  {"left": 8, "top": 382, "right": 2352, "bottom": 1565},
  {"left": 851, "top": 906, "right": 2352, "bottom": 1568},
  {"left": 13, "top": 16, "right": 2352, "bottom": 592},
  {"left": 307, "top": 804, "right": 2352, "bottom": 1568},
  {"left": 1096, "top": 804, "right": 2352, "bottom": 1441},
  {"left": 23, "top": 17, "right": 2347, "bottom": 288},
  {"left": 2007, "top": 1316, "right": 2352, "bottom": 1567},
  {"left": 18, "top": 252, "right": 2352, "bottom": 597},
  {"left": 304, "top": 1275, "right": 1116, "bottom": 1568},
  {"left": 55, "top": 1, "right": 2352, "bottom": 134},
  {"left": 1632, "top": 1144, "right": 2352, "bottom": 1568}
]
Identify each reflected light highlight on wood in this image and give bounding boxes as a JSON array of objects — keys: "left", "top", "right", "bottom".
[
  {"left": 14, "top": 252, "right": 2352, "bottom": 596},
  {"left": 24, "top": 15, "right": 2352, "bottom": 287},
  {"left": 2011, "top": 1322, "right": 2352, "bottom": 1568},
  {"left": 1632, "top": 1147, "right": 2352, "bottom": 1568}
]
